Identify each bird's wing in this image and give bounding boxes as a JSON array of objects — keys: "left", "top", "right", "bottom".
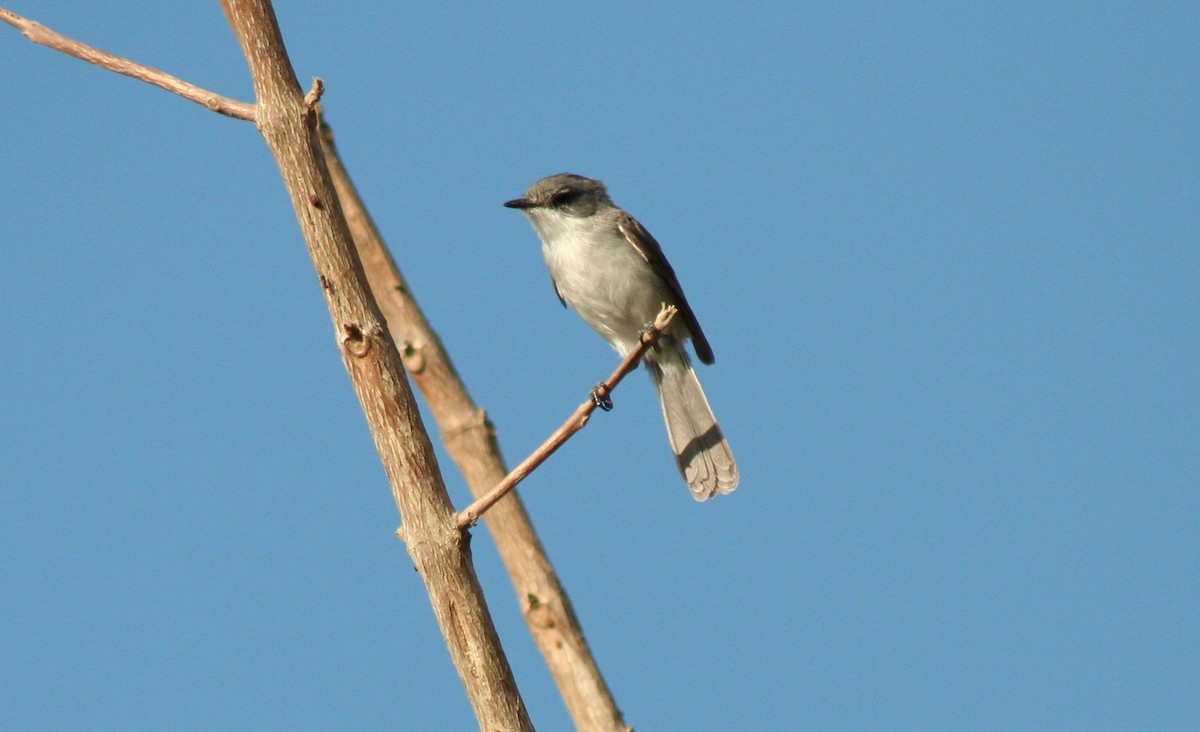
[{"left": 616, "top": 212, "right": 715, "bottom": 364}]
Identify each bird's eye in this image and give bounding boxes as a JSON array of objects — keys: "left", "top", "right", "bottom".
[{"left": 550, "top": 190, "right": 582, "bottom": 207}]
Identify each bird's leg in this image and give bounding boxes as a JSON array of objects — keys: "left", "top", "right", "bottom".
[
  {"left": 638, "top": 321, "right": 664, "bottom": 355},
  {"left": 589, "top": 383, "right": 614, "bottom": 411}
]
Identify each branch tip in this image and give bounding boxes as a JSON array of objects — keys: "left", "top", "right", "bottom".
[
  {"left": 304, "top": 77, "right": 324, "bottom": 108},
  {"left": 2, "top": 7, "right": 255, "bottom": 121},
  {"left": 660, "top": 303, "right": 678, "bottom": 325}
]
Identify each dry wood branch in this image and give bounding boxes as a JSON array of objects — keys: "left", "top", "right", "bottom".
[
  {"left": 0, "top": 7, "right": 255, "bottom": 120},
  {"left": 6, "top": 3, "right": 531, "bottom": 728},
  {"left": 318, "top": 121, "right": 632, "bottom": 732},
  {"left": 457, "top": 306, "right": 678, "bottom": 530},
  {"left": 217, "top": 2, "right": 531, "bottom": 728}
]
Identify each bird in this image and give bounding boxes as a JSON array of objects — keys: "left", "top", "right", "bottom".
[{"left": 504, "top": 173, "right": 738, "bottom": 500}]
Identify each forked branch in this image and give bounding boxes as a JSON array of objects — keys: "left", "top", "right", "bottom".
[
  {"left": 5, "top": 3, "right": 532, "bottom": 729},
  {"left": 318, "top": 120, "right": 631, "bottom": 731}
]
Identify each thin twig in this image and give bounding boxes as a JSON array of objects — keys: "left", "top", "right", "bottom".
[
  {"left": 456, "top": 305, "right": 678, "bottom": 530},
  {"left": 0, "top": 7, "right": 256, "bottom": 120}
]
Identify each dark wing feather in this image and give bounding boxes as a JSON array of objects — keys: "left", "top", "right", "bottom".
[{"left": 616, "top": 213, "right": 715, "bottom": 364}]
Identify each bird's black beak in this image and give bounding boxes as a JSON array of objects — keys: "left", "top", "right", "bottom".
[{"left": 503, "top": 198, "right": 534, "bottom": 209}]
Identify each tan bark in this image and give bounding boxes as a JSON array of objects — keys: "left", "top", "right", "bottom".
[
  {"left": 319, "top": 125, "right": 632, "bottom": 732},
  {"left": 3, "top": 4, "right": 638, "bottom": 728},
  {"left": 217, "top": 2, "right": 533, "bottom": 729}
]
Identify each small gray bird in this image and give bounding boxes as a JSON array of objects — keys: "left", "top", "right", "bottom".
[{"left": 504, "top": 173, "right": 738, "bottom": 500}]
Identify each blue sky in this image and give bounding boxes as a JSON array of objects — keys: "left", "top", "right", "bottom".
[{"left": 2, "top": 3, "right": 1197, "bottom": 729}]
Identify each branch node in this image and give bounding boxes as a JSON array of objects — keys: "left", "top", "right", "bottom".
[
  {"left": 400, "top": 340, "right": 427, "bottom": 374},
  {"left": 451, "top": 524, "right": 472, "bottom": 549},
  {"left": 525, "top": 594, "right": 557, "bottom": 629},
  {"left": 304, "top": 77, "right": 324, "bottom": 109},
  {"left": 445, "top": 409, "right": 491, "bottom": 442},
  {"left": 342, "top": 323, "right": 371, "bottom": 357}
]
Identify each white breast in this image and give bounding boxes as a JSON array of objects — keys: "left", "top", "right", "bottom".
[{"left": 534, "top": 213, "right": 676, "bottom": 356}]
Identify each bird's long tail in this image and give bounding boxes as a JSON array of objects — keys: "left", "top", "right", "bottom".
[{"left": 647, "top": 354, "right": 739, "bottom": 500}]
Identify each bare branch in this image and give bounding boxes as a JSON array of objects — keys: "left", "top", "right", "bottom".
[
  {"left": 318, "top": 120, "right": 633, "bottom": 731},
  {"left": 214, "top": 1, "right": 534, "bottom": 727},
  {"left": 457, "top": 306, "right": 678, "bottom": 530},
  {"left": 0, "top": 7, "right": 255, "bottom": 120},
  {"left": 4, "top": 1, "right": 530, "bottom": 727},
  {"left": 8, "top": 2, "right": 630, "bottom": 726}
]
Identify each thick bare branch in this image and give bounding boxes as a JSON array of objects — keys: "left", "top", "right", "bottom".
[
  {"left": 0, "top": 7, "right": 255, "bottom": 120},
  {"left": 214, "top": 2, "right": 533, "bottom": 729},
  {"left": 458, "top": 306, "right": 677, "bottom": 529},
  {"left": 318, "top": 121, "right": 632, "bottom": 732},
  {"left": 6, "top": 2, "right": 533, "bottom": 728}
]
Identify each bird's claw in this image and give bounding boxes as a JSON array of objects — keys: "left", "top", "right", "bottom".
[
  {"left": 639, "top": 322, "right": 663, "bottom": 353},
  {"left": 590, "top": 383, "right": 614, "bottom": 411}
]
